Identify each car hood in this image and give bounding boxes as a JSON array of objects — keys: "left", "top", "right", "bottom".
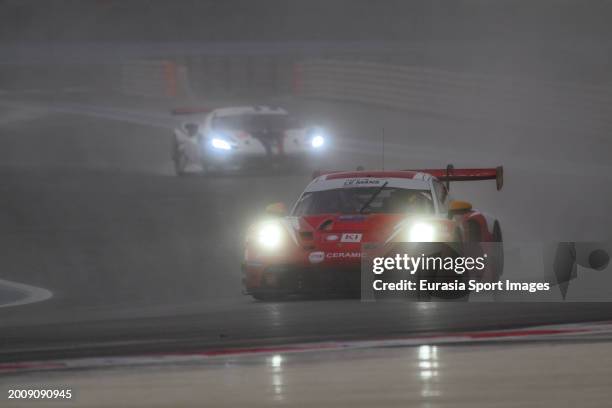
[{"left": 291, "top": 213, "right": 439, "bottom": 252}]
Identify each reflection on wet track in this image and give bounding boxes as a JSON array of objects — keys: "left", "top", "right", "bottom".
[{"left": 418, "top": 345, "right": 440, "bottom": 398}]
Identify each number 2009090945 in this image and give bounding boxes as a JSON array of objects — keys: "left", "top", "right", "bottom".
[{"left": 8, "top": 389, "right": 72, "bottom": 399}]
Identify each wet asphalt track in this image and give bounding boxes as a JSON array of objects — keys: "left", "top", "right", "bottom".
[{"left": 1, "top": 96, "right": 612, "bottom": 363}]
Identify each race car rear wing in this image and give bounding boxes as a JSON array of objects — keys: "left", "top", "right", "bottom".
[
  {"left": 311, "top": 165, "right": 503, "bottom": 191},
  {"left": 405, "top": 165, "right": 503, "bottom": 191}
]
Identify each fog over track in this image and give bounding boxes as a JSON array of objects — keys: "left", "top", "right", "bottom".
[{"left": 0, "top": 93, "right": 611, "bottom": 362}]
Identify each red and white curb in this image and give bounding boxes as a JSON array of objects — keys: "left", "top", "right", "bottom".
[{"left": 2, "top": 321, "right": 612, "bottom": 375}]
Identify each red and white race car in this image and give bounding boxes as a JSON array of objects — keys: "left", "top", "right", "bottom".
[
  {"left": 171, "top": 106, "right": 328, "bottom": 175},
  {"left": 242, "top": 166, "right": 504, "bottom": 300}
]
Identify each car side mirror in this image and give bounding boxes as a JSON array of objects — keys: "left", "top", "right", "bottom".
[
  {"left": 265, "top": 202, "right": 287, "bottom": 217},
  {"left": 448, "top": 200, "right": 472, "bottom": 218}
]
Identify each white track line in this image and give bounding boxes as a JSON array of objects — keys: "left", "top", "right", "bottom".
[{"left": 0, "top": 279, "right": 53, "bottom": 308}]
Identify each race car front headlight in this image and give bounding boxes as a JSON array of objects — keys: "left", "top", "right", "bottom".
[
  {"left": 257, "top": 222, "right": 284, "bottom": 249},
  {"left": 311, "top": 134, "right": 325, "bottom": 148},
  {"left": 211, "top": 138, "right": 232, "bottom": 150},
  {"left": 407, "top": 222, "right": 436, "bottom": 242}
]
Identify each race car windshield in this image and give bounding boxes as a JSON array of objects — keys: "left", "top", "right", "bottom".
[
  {"left": 212, "top": 114, "right": 298, "bottom": 132},
  {"left": 292, "top": 187, "right": 434, "bottom": 215}
]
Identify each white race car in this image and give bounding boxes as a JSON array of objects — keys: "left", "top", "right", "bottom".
[{"left": 171, "top": 106, "right": 328, "bottom": 175}]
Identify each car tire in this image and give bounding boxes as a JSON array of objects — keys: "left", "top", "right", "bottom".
[
  {"left": 426, "top": 233, "right": 471, "bottom": 301},
  {"left": 172, "top": 137, "right": 187, "bottom": 176},
  {"left": 173, "top": 156, "right": 182, "bottom": 176},
  {"left": 491, "top": 221, "right": 504, "bottom": 278},
  {"left": 174, "top": 155, "right": 187, "bottom": 176}
]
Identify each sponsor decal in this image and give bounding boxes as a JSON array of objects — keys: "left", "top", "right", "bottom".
[
  {"left": 326, "top": 252, "right": 362, "bottom": 259},
  {"left": 343, "top": 178, "right": 383, "bottom": 187},
  {"left": 341, "top": 233, "right": 362, "bottom": 243},
  {"left": 326, "top": 234, "right": 339, "bottom": 241},
  {"left": 308, "top": 251, "right": 325, "bottom": 264}
]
